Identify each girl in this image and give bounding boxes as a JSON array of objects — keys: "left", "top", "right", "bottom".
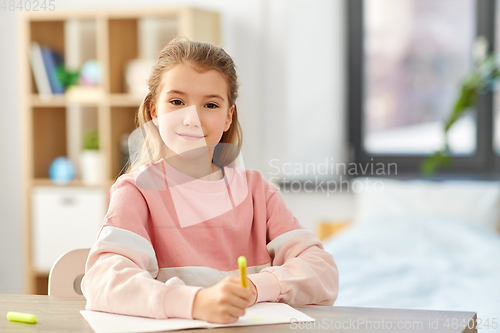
[{"left": 81, "top": 37, "right": 339, "bottom": 324}]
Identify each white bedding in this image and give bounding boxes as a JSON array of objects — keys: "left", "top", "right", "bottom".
[{"left": 323, "top": 215, "right": 500, "bottom": 333}]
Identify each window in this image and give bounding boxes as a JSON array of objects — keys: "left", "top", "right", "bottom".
[{"left": 349, "top": 0, "right": 499, "bottom": 175}]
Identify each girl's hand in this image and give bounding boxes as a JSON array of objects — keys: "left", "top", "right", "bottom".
[
  {"left": 192, "top": 276, "right": 256, "bottom": 323},
  {"left": 248, "top": 278, "right": 258, "bottom": 305}
]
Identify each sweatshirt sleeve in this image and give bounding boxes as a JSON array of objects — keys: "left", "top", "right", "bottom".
[
  {"left": 247, "top": 182, "right": 339, "bottom": 307},
  {"left": 80, "top": 178, "right": 202, "bottom": 319}
]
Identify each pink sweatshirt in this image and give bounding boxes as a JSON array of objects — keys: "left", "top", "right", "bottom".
[{"left": 81, "top": 158, "right": 339, "bottom": 319}]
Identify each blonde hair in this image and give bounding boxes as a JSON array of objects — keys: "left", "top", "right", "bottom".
[{"left": 121, "top": 37, "right": 243, "bottom": 177}]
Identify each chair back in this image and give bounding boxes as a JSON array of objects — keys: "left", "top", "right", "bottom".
[{"left": 48, "top": 248, "right": 90, "bottom": 297}]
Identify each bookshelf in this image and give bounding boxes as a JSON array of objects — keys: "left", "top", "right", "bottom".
[{"left": 19, "top": 8, "right": 220, "bottom": 294}]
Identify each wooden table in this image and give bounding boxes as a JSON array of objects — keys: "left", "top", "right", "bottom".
[{"left": 0, "top": 294, "right": 477, "bottom": 332}]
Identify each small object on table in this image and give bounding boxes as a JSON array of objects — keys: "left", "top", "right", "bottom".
[{"left": 6, "top": 312, "right": 38, "bottom": 324}]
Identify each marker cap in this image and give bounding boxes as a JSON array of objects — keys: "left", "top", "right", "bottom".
[{"left": 7, "top": 312, "right": 38, "bottom": 324}]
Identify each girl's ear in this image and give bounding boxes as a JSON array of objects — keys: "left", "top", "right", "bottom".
[
  {"left": 224, "top": 105, "right": 235, "bottom": 132},
  {"left": 150, "top": 102, "right": 156, "bottom": 117},
  {"left": 150, "top": 104, "right": 158, "bottom": 126}
]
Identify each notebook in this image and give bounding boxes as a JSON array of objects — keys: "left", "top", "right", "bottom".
[{"left": 80, "top": 302, "right": 316, "bottom": 333}]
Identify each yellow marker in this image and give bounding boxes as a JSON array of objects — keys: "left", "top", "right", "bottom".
[
  {"left": 6, "top": 312, "right": 38, "bottom": 324},
  {"left": 238, "top": 256, "right": 249, "bottom": 289}
]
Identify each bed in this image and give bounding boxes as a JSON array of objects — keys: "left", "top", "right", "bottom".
[{"left": 319, "top": 178, "right": 500, "bottom": 333}]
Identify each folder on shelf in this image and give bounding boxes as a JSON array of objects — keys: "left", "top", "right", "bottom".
[
  {"left": 29, "top": 42, "right": 52, "bottom": 97},
  {"left": 40, "top": 46, "right": 65, "bottom": 94}
]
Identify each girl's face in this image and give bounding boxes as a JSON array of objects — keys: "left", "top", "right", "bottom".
[{"left": 151, "top": 63, "right": 234, "bottom": 160}]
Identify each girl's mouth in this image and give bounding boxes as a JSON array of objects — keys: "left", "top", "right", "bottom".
[{"left": 177, "top": 133, "right": 205, "bottom": 141}]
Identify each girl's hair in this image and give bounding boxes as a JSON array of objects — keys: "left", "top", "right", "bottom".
[{"left": 121, "top": 37, "right": 243, "bottom": 177}]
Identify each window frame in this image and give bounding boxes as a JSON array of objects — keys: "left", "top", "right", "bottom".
[{"left": 347, "top": 0, "right": 499, "bottom": 177}]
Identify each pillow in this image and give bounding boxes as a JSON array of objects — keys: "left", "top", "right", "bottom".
[{"left": 351, "top": 177, "right": 500, "bottom": 232}]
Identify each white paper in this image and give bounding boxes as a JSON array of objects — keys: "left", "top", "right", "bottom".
[{"left": 80, "top": 302, "right": 316, "bottom": 333}]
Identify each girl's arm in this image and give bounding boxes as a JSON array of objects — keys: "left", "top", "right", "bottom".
[
  {"left": 81, "top": 179, "right": 202, "bottom": 319},
  {"left": 247, "top": 181, "right": 339, "bottom": 307}
]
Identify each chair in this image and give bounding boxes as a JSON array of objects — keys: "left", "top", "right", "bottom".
[{"left": 48, "top": 248, "right": 90, "bottom": 297}]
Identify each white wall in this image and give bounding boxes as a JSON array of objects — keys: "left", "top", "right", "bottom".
[
  {"left": 0, "top": 0, "right": 352, "bottom": 293},
  {"left": 0, "top": 10, "right": 24, "bottom": 293}
]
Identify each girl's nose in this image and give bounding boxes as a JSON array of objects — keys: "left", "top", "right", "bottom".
[{"left": 182, "top": 105, "right": 201, "bottom": 127}]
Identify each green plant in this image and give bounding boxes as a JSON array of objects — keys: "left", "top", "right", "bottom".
[
  {"left": 56, "top": 64, "right": 80, "bottom": 88},
  {"left": 421, "top": 37, "right": 500, "bottom": 175},
  {"left": 83, "top": 129, "right": 99, "bottom": 150}
]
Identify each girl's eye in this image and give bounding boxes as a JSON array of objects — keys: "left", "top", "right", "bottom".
[
  {"left": 170, "top": 99, "right": 184, "bottom": 106},
  {"left": 205, "top": 103, "right": 219, "bottom": 109}
]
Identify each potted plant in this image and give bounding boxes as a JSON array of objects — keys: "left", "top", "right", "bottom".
[
  {"left": 80, "top": 129, "right": 104, "bottom": 186},
  {"left": 421, "top": 36, "right": 498, "bottom": 175}
]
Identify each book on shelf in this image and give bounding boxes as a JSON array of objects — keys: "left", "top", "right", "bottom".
[
  {"left": 40, "top": 46, "right": 65, "bottom": 94},
  {"left": 29, "top": 41, "right": 66, "bottom": 96},
  {"left": 29, "top": 41, "right": 52, "bottom": 97}
]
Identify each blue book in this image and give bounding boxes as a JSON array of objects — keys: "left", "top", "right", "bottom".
[{"left": 40, "top": 47, "right": 65, "bottom": 94}]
